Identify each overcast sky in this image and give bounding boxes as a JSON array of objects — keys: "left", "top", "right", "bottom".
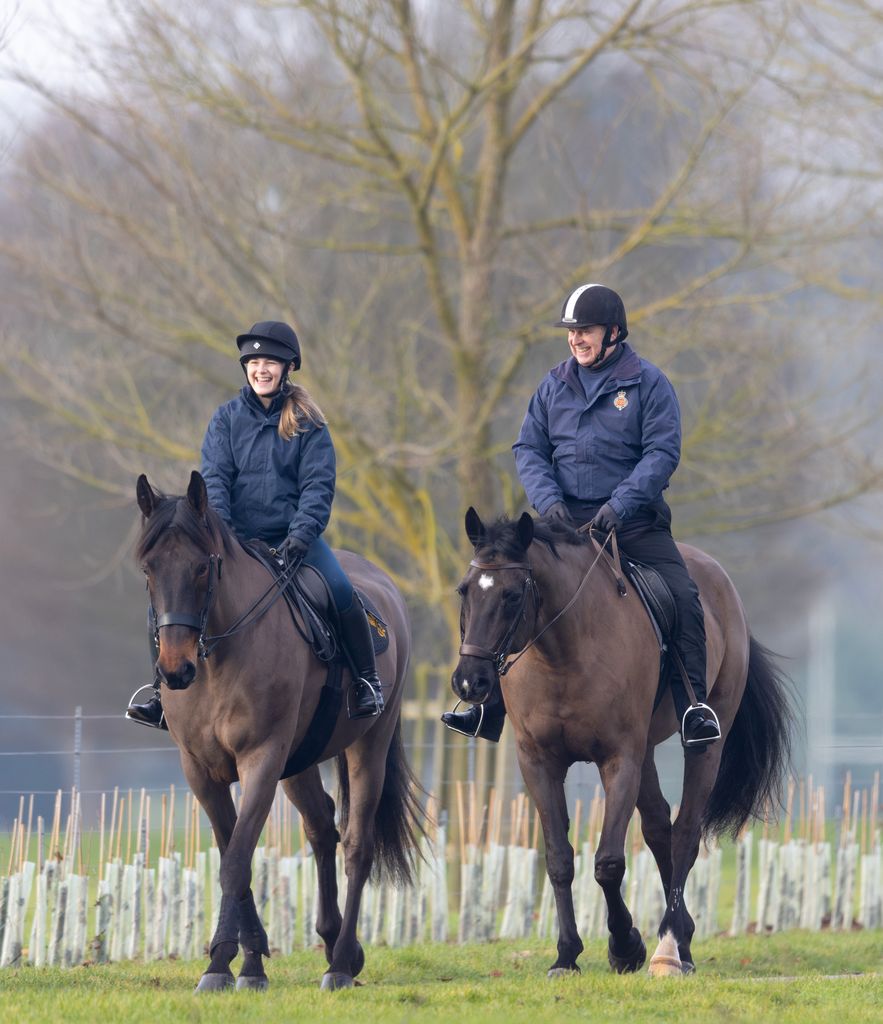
[{"left": 1, "top": 0, "right": 110, "bottom": 130}]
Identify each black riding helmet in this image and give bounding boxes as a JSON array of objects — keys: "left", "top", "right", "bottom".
[
  {"left": 236, "top": 321, "right": 301, "bottom": 370},
  {"left": 554, "top": 284, "right": 629, "bottom": 341}
]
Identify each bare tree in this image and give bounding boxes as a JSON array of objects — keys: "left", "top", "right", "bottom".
[{"left": 1, "top": 0, "right": 882, "bottom": 714}]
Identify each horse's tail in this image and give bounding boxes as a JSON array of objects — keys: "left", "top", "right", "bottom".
[
  {"left": 702, "top": 635, "right": 796, "bottom": 840},
  {"left": 336, "top": 718, "right": 428, "bottom": 885}
]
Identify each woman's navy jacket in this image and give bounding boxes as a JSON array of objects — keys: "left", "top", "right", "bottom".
[
  {"left": 512, "top": 343, "right": 681, "bottom": 522},
  {"left": 201, "top": 386, "right": 335, "bottom": 547}
]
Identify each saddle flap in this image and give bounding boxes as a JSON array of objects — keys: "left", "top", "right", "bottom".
[{"left": 625, "top": 560, "right": 677, "bottom": 644}]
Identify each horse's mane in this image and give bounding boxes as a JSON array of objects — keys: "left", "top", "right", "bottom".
[
  {"left": 135, "top": 494, "right": 237, "bottom": 561},
  {"left": 476, "top": 514, "right": 591, "bottom": 561}
]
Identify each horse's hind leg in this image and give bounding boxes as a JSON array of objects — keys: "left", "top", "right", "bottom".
[
  {"left": 649, "top": 746, "right": 723, "bottom": 978},
  {"left": 518, "top": 755, "right": 583, "bottom": 975},
  {"left": 322, "top": 738, "right": 391, "bottom": 990},
  {"left": 636, "top": 748, "right": 673, "bottom": 901},
  {"left": 281, "top": 767, "right": 342, "bottom": 965}
]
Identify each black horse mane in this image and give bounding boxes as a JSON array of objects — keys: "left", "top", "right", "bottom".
[
  {"left": 476, "top": 514, "right": 591, "bottom": 561},
  {"left": 135, "top": 493, "right": 236, "bottom": 561}
]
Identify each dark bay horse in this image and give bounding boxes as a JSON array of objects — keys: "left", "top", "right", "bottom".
[
  {"left": 452, "top": 508, "right": 793, "bottom": 977},
  {"left": 135, "top": 472, "right": 422, "bottom": 992}
]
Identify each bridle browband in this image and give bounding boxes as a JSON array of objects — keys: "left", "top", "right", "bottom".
[{"left": 459, "top": 529, "right": 627, "bottom": 678}]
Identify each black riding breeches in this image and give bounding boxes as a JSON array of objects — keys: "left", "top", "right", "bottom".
[{"left": 571, "top": 504, "right": 709, "bottom": 713}]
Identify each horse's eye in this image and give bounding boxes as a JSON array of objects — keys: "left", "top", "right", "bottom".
[
  {"left": 196, "top": 563, "right": 209, "bottom": 578},
  {"left": 141, "top": 565, "right": 149, "bottom": 576},
  {"left": 456, "top": 583, "right": 467, "bottom": 597},
  {"left": 502, "top": 590, "right": 521, "bottom": 606}
]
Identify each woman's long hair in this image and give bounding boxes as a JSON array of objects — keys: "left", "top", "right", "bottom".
[{"left": 279, "top": 377, "right": 326, "bottom": 439}]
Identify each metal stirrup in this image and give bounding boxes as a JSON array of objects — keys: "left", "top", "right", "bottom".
[
  {"left": 124, "top": 683, "right": 165, "bottom": 729},
  {"left": 681, "top": 702, "right": 721, "bottom": 747},
  {"left": 442, "top": 699, "right": 484, "bottom": 738}
]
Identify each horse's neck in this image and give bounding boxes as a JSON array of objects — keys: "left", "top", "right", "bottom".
[{"left": 533, "top": 544, "right": 624, "bottom": 629}]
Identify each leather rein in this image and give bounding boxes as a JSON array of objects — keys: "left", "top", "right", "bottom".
[{"left": 459, "top": 527, "right": 627, "bottom": 678}]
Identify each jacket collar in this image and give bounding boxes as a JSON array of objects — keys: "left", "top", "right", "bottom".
[
  {"left": 551, "top": 342, "right": 642, "bottom": 397},
  {"left": 242, "top": 384, "right": 285, "bottom": 419}
]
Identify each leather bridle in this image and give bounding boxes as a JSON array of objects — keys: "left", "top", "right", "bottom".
[
  {"left": 458, "top": 528, "right": 627, "bottom": 679},
  {"left": 151, "top": 549, "right": 303, "bottom": 660},
  {"left": 458, "top": 559, "right": 539, "bottom": 678}
]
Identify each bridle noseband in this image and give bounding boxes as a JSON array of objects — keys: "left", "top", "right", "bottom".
[{"left": 458, "top": 559, "right": 539, "bottom": 677}]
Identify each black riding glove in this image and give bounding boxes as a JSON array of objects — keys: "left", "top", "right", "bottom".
[
  {"left": 592, "top": 502, "right": 623, "bottom": 534},
  {"left": 278, "top": 535, "right": 308, "bottom": 563},
  {"left": 546, "top": 501, "right": 574, "bottom": 525}
]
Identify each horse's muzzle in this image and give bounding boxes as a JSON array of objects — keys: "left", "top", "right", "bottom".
[
  {"left": 451, "top": 656, "right": 495, "bottom": 704},
  {"left": 158, "top": 659, "right": 196, "bottom": 690}
]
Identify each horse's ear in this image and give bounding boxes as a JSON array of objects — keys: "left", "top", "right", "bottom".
[
  {"left": 516, "top": 511, "right": 534, "bottom": 550},
  {"left": 136, "top": 474, "right": 160, "bottom": 518},
  {"left": 465, "top": 506, "right": 485, "bottom": 547},
  {"left": 187, "top": 470, "right": 208, "bottom": 518}
]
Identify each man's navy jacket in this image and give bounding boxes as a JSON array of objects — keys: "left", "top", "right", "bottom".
[{"left": 513, "top": 343, "right": 681, "bottom": 522}]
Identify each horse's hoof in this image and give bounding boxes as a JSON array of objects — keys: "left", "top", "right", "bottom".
[
  {"left": 608, "top": 927, "right": 646, "bottom": 974},
  {"left": 680, "top": 960, "right": 696, "bottom": 976},
  {"left": 236, "top": 975, "right": 269, "bottom": 991},
  {"left": 195, "top": 972, "right": 235, "bottom": 993},
  {"left": 547, "top": 967, "right": 579, "bottom": 979},
  {"left": 321, "top": 971, "right": 354, "bottom": 991},
  {"left": 648, "top": 931, "right": 682, "bottom": 978}
]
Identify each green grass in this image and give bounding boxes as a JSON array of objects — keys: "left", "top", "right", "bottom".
[{"left": 2, "top": 934, "right": 881, "bottom": 1024}]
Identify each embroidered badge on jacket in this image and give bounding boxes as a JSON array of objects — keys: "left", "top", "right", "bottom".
[{"left": 613, "top": 389, "right": 629, "bottom": 411}]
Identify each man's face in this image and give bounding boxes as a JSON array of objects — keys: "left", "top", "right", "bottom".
[{"left": 567, "top": 324, "right": 618, "bottom": 367}]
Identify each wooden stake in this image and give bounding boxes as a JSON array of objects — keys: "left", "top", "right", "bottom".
[
  {"left": 98, "top": 792, "right": 106, "bottom": 882},
  {"left": 136, "top": 788, "right": 146, "bottom": 856},
  {"left": 50, "top": 790, "right": 62, "bottom": 860},
  {"left": 6, "top": 817, "right": 19, "bottom": 876},
  {"left": 456, "top": 781, "right": 467, "bottom": 862}
]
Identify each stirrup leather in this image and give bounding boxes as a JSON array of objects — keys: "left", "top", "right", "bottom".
[
  {"left": 442, "top": 699, "right": 484, "bottom": 738},
  {"left": 125, "top": 684, "right": 165, "bottom": 730},
  {"left": 681, "top": 702, "right": 721, "bottom": 747}
]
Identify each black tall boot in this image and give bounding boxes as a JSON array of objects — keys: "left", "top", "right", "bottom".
[
  {"left": 441, "top": 686, "right": 507, "bottom": 743},
  {"left": 126, "top": 611, "right": 168, "bottom": 730},
  {"left": 670, "top": 646, "right": 720, "bottom": 749},
  {"left": 338, "top": 600, "right": 385, "bottom": 720}
]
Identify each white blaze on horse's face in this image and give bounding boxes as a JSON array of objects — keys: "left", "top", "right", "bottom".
[{"left": 478, "top": 573, "right": 495, "bottom": 591}]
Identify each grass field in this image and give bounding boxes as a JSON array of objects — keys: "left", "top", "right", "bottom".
[{"left": 1, "top": 933, "right": 880, "bottom": 1024}]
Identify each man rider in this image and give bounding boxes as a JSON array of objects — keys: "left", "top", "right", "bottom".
[{"left": 442, "top": 283, "right": 721, "bottom": 749}]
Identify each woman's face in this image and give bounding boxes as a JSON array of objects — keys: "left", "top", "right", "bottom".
[{"left": 245, "top": 357, "right": 287, "bottom": 405}]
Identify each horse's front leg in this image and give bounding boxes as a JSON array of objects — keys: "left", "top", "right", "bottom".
[
  {"left": 518, "top": 753, "right": 583, "bottom": 976},
  {"left": 196, "top": 751, "right": 284, "bottom": 993},
  {"left": 179, "top": 755, "right": 240, "bottom": 992},
  {"left": 596, "top": 754, "right": 646, "bottom": 973}
]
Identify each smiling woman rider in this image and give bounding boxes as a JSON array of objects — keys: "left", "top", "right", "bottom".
[{"left": 126, "top": 320, "right": 385, "bottom": 728}]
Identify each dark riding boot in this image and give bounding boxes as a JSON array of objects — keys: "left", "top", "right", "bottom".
[
  {"left": 338, "top": 600, "right": 385, "bottom": 720},
  {"left": 442, "top": 688, "right": 507, "bottom": 743},
  {"left": 126, "top": 682, "right": 168, "bottom": 731}
]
